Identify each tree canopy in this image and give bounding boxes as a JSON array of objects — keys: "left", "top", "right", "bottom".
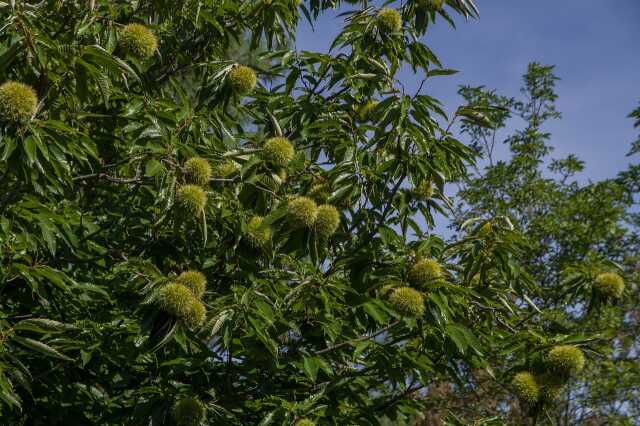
[{"left": 0, "top": 1, "right": 636, "bottom": 425}]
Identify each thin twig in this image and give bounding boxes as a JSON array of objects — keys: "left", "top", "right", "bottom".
[
  {"left": 314, "top": 320, "right": 401, "bottom": 355},
  {"left": 73, "top": 173, "right": 146, "bottom": 184}
]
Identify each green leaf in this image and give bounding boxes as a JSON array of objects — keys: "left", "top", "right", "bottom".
[
  {"left": 14, "top": 318, "right": 75, "bottom": 333},
  {"left": 12, "top": 337, "right": 73, "bottom": 362},
  {"left": 302, "top": 356, "right": 319, "bottom": 382}
]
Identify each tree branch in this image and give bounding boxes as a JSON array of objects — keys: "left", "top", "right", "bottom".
[
  {"left": 73, "top": 173, "right": 146, "bottom": 184},
  {"left": 314, "top": 320, "right": 401, "bottom": 355}
]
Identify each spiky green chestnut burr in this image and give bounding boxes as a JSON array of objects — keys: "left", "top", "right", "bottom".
[
  {"left": 173, "top": 396, "right": 206, "bottom": 426},
  {"left": 389, "top": 287, "right": 425, "bottom": 317},
  {"left": 184, "top": 157, "right": 212, "bottom": 186},
  {"left": 228, "top": 65, "right": 257, "bottom": 95},
  {"left": 594, "top": 272, "right": 625, "bottom": 299},
  {"left": 158, "top": 283, "right": 193, "bottom": 318},
  {"left": 158, "top": 283, "right": 204, "bottom": 327},
  {"left": 120, "top": 23, "right": 157, "bottom": 59},
  {"left": 0, "top": 81, "right": 38, "bottom": 122},
  {"left": 315, "top": 204, "right": 340, "bottom": 239},
  {"left": 546, "top": 345, "right": 585, "bottom": 377},
  {"left": 408, "top": 258, "right": 443, "bottom": 288},
  {"left": 540, "top": 382, "right": 563, "bottom": 404},
  {"left": 377, "top": 280, "right": 402, "bottom": 298},
  {"left": 287, "top": 196, "right": 318, "bottom": 229},
  {"left": 427, "top": 0, "right": 444, "bottom": 10},
  {"left": 512, "top": 372, "right": 541, "bottom": 405},
  {"left": 469, "top": 273, "right": 481, "bottom": 286},
  {"left": 186, "top": 300, "right": 206, "bottom": 328},
  {"left": 357, "top": 100, "right": 378, "bottom": 122},
  {"left": 246, "top": 216, "right": 272, "bottom": 248},
  {"left": 216, "top": 160, "right": 240, "bottom": 178},
  {"left": 376, "top": 8, "right": 402, "bottom": 33},
  {"left": 261, "top": 169, "right": 287, "bottom": 190},
  {"left": 177, "top": 185, "right": 207, "bottom": 216},
  {"left": 478, "top": 221, "right": 493, "bottom": 235},
  {"left": 175, "top": 271, "right": 207, "bottom": 299},
  {"left": 263, "top": 137, "right": 294, "bottom": 167},
  {"left": 295, "top": 420, "right": 316, "bottom": 426},
  {"left": 308, "top": 183, "right": 331, "bottom": 204},
  {"left": 414, "top": 180, "right": 433, "bottom": 200}
]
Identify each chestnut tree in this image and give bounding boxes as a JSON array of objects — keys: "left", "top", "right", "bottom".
[{"left": 0, "top": 1, "right": 611, "bottom": 425}]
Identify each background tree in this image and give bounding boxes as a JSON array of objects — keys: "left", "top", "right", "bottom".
[
  {"left": 435, "top": 63, "right": 640, "bottom": 425},
  {"left": 0, "top": 1, "right": 617, "bottom": 425}
]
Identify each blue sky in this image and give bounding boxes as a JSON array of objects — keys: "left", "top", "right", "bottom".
[{"left": 296, "top": 1, "right": 640, "bottom": 182}]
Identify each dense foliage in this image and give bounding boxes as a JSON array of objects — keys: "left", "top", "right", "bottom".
[{"left": 0, "top": 1, "right": 633, "bottom": 425}]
